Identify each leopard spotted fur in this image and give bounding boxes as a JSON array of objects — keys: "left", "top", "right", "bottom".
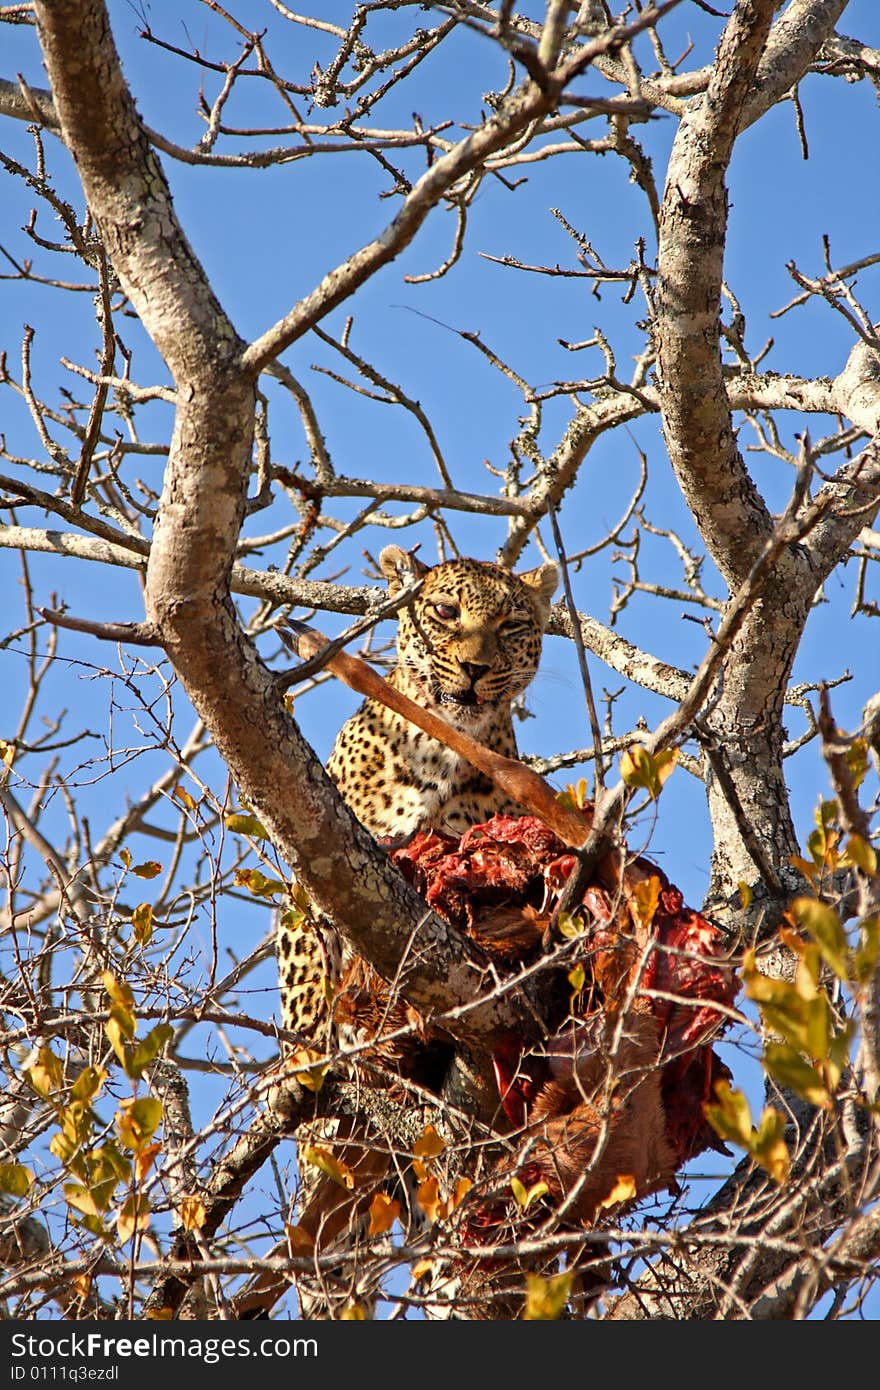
[{"left": 276, "top": 544, "right": 558, "bottom": 1042}]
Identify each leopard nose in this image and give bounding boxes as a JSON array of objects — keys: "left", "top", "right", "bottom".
[{"left": 460, "top": 661, "right": 491, "bottom": 684}]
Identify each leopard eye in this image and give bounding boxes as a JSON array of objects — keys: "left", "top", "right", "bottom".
[{"left": 433, "top": 602, "right": 459, "bottom": 621}]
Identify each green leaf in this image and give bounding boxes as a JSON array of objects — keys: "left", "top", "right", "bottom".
[
  {"left": 50, "top": 1130, "right": 84, "bottom": 1173},
  {"left": 234, "top": 868, "right": 284, "bottom": 900},
  {"left": 510, "top": 1176, "right": 548, "bottom": 1211},
  {"left": 70, "top": 1066, "right": 106, "bottom": 1104},
  {"left": 106, "top": 1004, "right": 136, "bottom": 1067},
  {"left": 763, "top": 1043, "right": 831, "bottom": 1108},
  {"left": 64, "top": 1180, "right": 116, "bottom": 1218},
  {"left": 790, "top": 897, "right": 849, "bottom": 982},
  {"left": 116, "top": 1097, "right": 163, "bottom": 1152},
  {"left": 826, "top": 1020, "right": 855, "bottom": 1092},
  {"left": 704, "top": 1080, "right": 753, "bottom": 1148},
  {"left": 225, "top": 813, "right": 269, "bottom": 839},
  {"left": 854, "top": 917, "right": 880, "bottom": 985},
  {"left": 842, "top": 835, "right": 877, "bottom": 876},
  {"left": 90, "top": 1143, "right": 131, "bottom": 1187},
  {"left": 0, "top": 1163, "right": 34, "bottom": 1197},
  {"left": 620, "top": 745, "right": 677, "bottom": 800},
  {"left": 556, "top": 911, "right": 584, "bottom": 940},
  {"left": 125, "top": 1024, "right": 174, "bottom": 1080}
]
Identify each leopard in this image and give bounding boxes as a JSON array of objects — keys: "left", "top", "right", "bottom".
[
  {"left": 273, "top": 544, "right": 557, "bottom": 1316},
  {"left": 276, "top": 543, "right": 559, "bottom": 1043}
]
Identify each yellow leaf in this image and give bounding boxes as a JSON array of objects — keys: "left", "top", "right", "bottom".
[
  {"left": 134, "top": 1141, "right": 162, "bottom": 1184},
  {"left": 50, "top": 1131, "right": 83, "bottom": 1172},
  {"left": 368, "top": 1192, "right": 400, "bottom": 1236},
  {"left": 102, "top": 973, "right": 134, "bottom": 1009},
  {"left": 789, "top": 853, "right": 818, "bottom": 886},
  {"left": 340, "top": 1305, "right": 366, "bottom": 1320},
  {"left": 557, "top": 912, "right": 584, "bottom": 940},
  {"left": 596, "top": 1173, "right": 638, "bottom": 1212},
  {"left": 72, "top": 1275, "right": 92, "bottom": 1304},
  {"left": 173, "top": 784, "right": 197, "bottom": 811},
  {"left": 25, "top": 1046, "right": 63, "bottom": 1100},
  {"left": 132, "top": 860, "right": 162, "bottom": 879},
  {"left": 854, "top": 917, "right": 880, "bottom": 985},
  {"left": 284, "top": 1223, "right": 315, "bottom": 1257},
  {"left": 105, "top": 1015, "right": 131, "bottom": 1068},
  {"left": 178, "top": 1196, "right": 206, "bottom": 1231},
  {"left": 225, "top": 813, "right": 269, "bottom": 839},
  {"left": 302, "top": 1145, "right": 354, "bottom": 1190},
  {"left": 632, "top": 874, "right": 662, "bottom": 931},
  {"left": 120, "top": 848, "right": 131, "bottom": 869},
  {"left": 704, "top": 1080, "right": 754, "bottom": 1148},
  {"left": 64, "top": 1182, "right": 106, "bottom": 1219},
  {"left": 738, "top": 881, "right": 753, "bottom": 911},
  {"left": 78, "top": 1213, "right": 111, "bottom": 1240},
  {"left": 807, "top": 801, "right": 841, "bottom": 872},
  {"left": 413, "top": 1124, "right": 445, "bottom": 1162},
  {"left": 511, "top": 1176, "right": 549, "bottom": 1212},
  {"left": 125, "top": 1023, "right": 173, "bottom": 1080},
  {"left": 523, "top": 1271, "right": 574, "bottom": 1320},
  {"left": 0, "top": 1163, "right": 33, "bottom": 1197},
  {"left": 279, "top": 905, "right": 308, "bottom": 934},
  {"left": 116, "top": 1097, "right": 163, "bottom": 1153},
  {"left": 752, "top": 1108, "right": 790, "bottom": 1185},
  {"left": 234, "top": 868, "right": 284, "bottom": 899},
  {"left": 90, "top": 1143, "right": 130, "bottom": 1186},
  {"left": 411, "top": 1259, "right": 434, "bottom": 1283},
  {"left": 70, "top": 1066, "right": 106, "bottom": 1104},
  {"left": 743, "top": 949, "right": 831, "bottom": 1059},
  {"left": 825, "top": 1020, "right": 854, "bottom": 1093},
  {"left": 842, "top": 834, "right": 877, "bottom": 876},
  {"left": 449, "top": 1177, "right": 473, "bottom": 1212},
  {"left": 116, "top": 1194, "right": 151, "bottom": 1243},
  {"left": 556, "top": 778, "right": 590, "bottom": 811},
  {"left": 146, "top": 1309, "right": 174, "bottom": 1321},
  {"left": 620, "top": 745, "right": 677, "bottom": 800},
  {"left": 416, "top": 1175, "right": 444, "bottom": 1223},
  {"left": 568, "top": 963, "right": 585, "bottom": 998},
  {"left": 845, "top": 739, "right": 869, "bottom": 790},
  {"left": 131, "top": 903, "right": 153, "bottom": 946},
  {"left": 288, "top": 1048, "right": 329, "bottom": 1093}
]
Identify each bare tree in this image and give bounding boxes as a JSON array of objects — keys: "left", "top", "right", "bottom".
[{"left": 0, "top": 0, "right": 878, "bottom": 1321}]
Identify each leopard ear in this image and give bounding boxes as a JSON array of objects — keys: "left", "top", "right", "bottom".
[
  {"left": 379, "top": 545, "right": 429, "bottom": 596},
  {"left": 516, "top": 561, "right": 559, "bottom": 624}
]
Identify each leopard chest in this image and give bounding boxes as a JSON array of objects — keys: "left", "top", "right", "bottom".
[{"left": 327, "top": 700, "right": 518, "bottom": 840}]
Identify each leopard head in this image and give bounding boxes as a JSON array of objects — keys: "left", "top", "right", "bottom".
[{"left": 379, "top": 545, "right": 558, "bottom": 726}]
